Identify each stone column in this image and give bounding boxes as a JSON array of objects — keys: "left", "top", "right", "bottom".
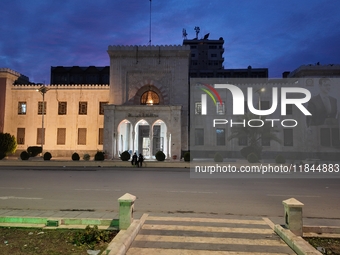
[
  {"left": 149, "top": 126, "right": 153, "bottom": 158},
  {"left": 282, "top": 198, "right": 304, "bottom": 236},
  {"left": 118, "top": 193, "right": 136, "bottom": 230},
  {"left": 166, "top": 132, "right": 170, "bottom": 158}
]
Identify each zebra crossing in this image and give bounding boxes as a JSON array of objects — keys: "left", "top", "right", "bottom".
[{"left": 127, "top": 215, "right": 295, "bottom": 254}]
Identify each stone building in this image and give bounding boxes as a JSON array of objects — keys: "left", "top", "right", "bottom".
[
  {"left": 103, "top": 45, "right": 190, "bottom": 159},
  {"left": 2, "top": 42, "right": 339, "bottom": 161},
  {"left": 0, "top": 68, "right": 109, "bottom": 157},
  {"left": 0, "top": 44, "right": 191, "bottom": 159}
]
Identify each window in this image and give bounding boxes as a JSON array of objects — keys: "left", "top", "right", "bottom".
[
  {"left": 37, "top": 128, "right": 45, "bottom": 145},
  {"left": 38, "top": 102, "right": 46, "bottom": 115},
  {"left": 140, "top": 90, "right": 159, "bottom": 105},
  {"left": 99, "top": 102, "right": 108, "bottom": 115},
  {"left": 17, "top": 128, "right": 25, "bottom": 144},
  {"left": 195, "top": 102, "right": 201, "bottom": 115},
  {"left": 320, "top": 128, "right": 340, "bottom": 147},
  {"left": 216, "top": 102, "right": 225, "bottom": 115},
  {"left": 211, "top": 54, "right": 217, "bottom": 57},
  {"left": 238, "top": 136, "right": 248, "bottom": 146},
  {"left": 331, "top": 128, "right": 340, "bottom": 147},
  {"left": 78, "top": 128, "right": 87, "bottom": 145},
  {"left": 191, "top": 54, "right": 195, "bottom": 57},
  {"left": 18, "top": 102, "right": 26, "bottom": 115},
  {"left": 79, "top": 102, "right": 87, "bottom": 115},
  {"left": 98, "top": 128, "right": 104, "bottom": 145},
  {"left": 195, "top": 128, "right": 204, "bottom": 145},
  {"left": 286, "top": 104, "right": 293, "bottom": 115},
  {"left": 216, "top": 128, "right": 225, "bottom": 146},
  {"left": 57, "top": 128, "right": 66, "bottom": 145},
  {"left": 58, "top": 102, "right": 67, "bottom": 115},
  {"left": 284, "top": 129, "right": 293, "bottom": 146}
]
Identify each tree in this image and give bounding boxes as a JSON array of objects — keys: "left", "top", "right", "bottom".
[
  {"left": 0, "top": 133, "right": 17, "bottom": 156},
  {"left": 227, "top": 113, "right": 281, "bottom": 159}
]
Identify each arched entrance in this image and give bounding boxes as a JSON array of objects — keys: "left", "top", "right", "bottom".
[
  {"left": 134, "top": 119, "right": 151, "bottom": 158},
  {"left": 117, "top": 119, "right": 133, "bottom": 155}
]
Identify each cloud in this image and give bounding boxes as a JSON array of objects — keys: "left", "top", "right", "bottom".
[{"left": 1, "top": 0, "right": 340, "bottom": 82}]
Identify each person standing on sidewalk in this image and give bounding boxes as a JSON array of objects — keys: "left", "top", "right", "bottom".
[
  {"left": 138, "top": 153, "right": 144, "bottom": 167},
  {"left": 131, "top": 152, "right": 138, "bottom": 166}
]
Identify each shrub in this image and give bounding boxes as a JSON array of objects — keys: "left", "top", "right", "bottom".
[
  {"left": 155, "top": 151, "right": 165, "bottom": 161},
  {"left": 72, "top": 225, "right": 114, "bottom": 250},
  {"left": 247, "top": 152, "right": 259, "bottom": 163},
  {"left": 94, "top": 151, "right": 105, "bottom": 161},
  {"left": 275, "top": 154, "right": 286, "bottom": 164},
  {"left": 20, "top": 151, "right": 30, "bottom": 160},
  {"left": 120, "top": 151, "right": 131, "bottom": 161},
  {"left": 27, "top": 146, "right": 42, "bottom": 157},
  {"left": 214, "top": 152, "right": 223, "bottom": 162},
  {"left": 0, "top": 133, "right": 17, "bottom": 155},
  {"left": 83, "top": 154, "right": 90, "bottom": 161},
  {"left": 43, "top": 152, "right": 52, "bottom": 160},
  {"left": 72, "top": 152, "right": 80, "bottom": 161},
  {"left": 240, "top": 146, "right": 261, "bottom": 160},
  {"left": 0, "top": 151, "right": 6, "bottom": 160},
  {"left": 184, "top": 152, "right": 191, "bottom": 162}
]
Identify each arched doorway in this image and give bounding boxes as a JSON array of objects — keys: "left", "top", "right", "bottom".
[
  {"left": 135, "top": 119, "right": 151, "bottom": 158},
  {"left": 152, "top": 119, "right": 168, "bottom": 158},
  {"left": 117, "top": 119, "right": 133, "bottom": 155}
]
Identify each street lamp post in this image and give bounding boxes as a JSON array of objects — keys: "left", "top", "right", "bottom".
[
  {"left": 37, "top": 85, "right": 49, "bottom": 155},
  {"left": 255, "top": 87, "right": 265, "bottom": 119}
]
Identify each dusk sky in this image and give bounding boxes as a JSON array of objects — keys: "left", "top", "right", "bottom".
[{"left": 1, "top": 0, "right": 340, "bottom": 83}]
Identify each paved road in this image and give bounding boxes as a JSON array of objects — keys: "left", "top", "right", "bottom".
[{"left": 0, "top": 166, "right": 339, "bottom": 219}]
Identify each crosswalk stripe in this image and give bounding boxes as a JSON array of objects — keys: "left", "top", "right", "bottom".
[
  {"left": 142, "top": 224, "right": 274, "bottom": 234},
  {"left": 146, "top": 216, "right": 267, "bottom": 225},
  {"left": 127, "top": 247, "right": 292, "bottom": 255},
  {"left": 135, "top": 234, "right": 286, "bottom": 246}
]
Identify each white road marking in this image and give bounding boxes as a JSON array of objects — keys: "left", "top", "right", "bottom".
[
  {"left": 0, "top": 196, "right": 42, "bottom": 200},
  {"left": 267, "top": 194, "right": 320, "bottom": 198},
  {"left": 167, "top": 190, "right": 217, "bottom": 194},
  {"left": 74, "top": 188, "right": 121, "bottom": 191},
  {"left": 0, "top": 187, "right": 32, "bottom": 190}
]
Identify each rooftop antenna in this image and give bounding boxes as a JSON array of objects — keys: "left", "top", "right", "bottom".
[
  {"left": 182, "top": 28, "right": 188, "bottom": 40},
  {"left": 194, "top": 26, "right": 200, "bottom": 39},
  {"left": 149, "top": 0, "right": 152, "bottom": 46}
]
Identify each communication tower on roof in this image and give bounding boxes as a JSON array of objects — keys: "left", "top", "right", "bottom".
[
  {"left": 194, "top": 26, "right": 200, "bottom": 39},
  {"left": 182, "top": 29, "right": 188, "bottom": 39}
]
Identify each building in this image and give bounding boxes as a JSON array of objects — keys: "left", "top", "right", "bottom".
[
  {"left": 0, "top": 67, "right": 109, "bottom": 157},
  {"left": 1, "top": 40, "right": 338, "bottom": 161},
  {"left": 103, "top": 45, "right": 190, "bottom": 159},
  {"left": 183, "top": 37, "right": 268, "bottom": 78},
  {"left": 50, "top": 66, "right": 110, "bottom": 85}
]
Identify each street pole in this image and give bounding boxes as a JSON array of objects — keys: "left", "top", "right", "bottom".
[
  {"left": 37, "top": 85, "right": 49, "bottom": 156},
  {"left": 41, "top": 90, "right": 45, "bottom": 154},
  {"left": 256, "top": 87, "right": 265, "bottom": 119}
]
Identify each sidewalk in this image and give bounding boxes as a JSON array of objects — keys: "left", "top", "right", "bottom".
[{"left": 0, "top": 156, "right": 190, "bottom": 168}]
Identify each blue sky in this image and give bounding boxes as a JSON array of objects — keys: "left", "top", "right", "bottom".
[{"left": 1, "top": 0, "right": 340, "bottom": 83}]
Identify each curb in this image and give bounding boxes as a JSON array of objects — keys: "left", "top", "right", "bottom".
[
  {"left": 105, "top": 213, "right": 148, "bottom": 255},
  {"left": 274, "top": 224, "right": 322, "bottom": 255},
  {"left": 0, "top": 216, "right": 118, "bottom": 229}
]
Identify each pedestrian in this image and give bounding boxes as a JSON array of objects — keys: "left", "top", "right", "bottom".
[
  {"left": 131, "top": 152, "right": 138, "bottom": 166},
  {"left": 138, "top": 153, "right": 144, "bottom": 167}
]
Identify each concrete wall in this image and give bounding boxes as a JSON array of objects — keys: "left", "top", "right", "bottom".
[{"left": 5, "top": 84, "right": 109, "bottom": 157}]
